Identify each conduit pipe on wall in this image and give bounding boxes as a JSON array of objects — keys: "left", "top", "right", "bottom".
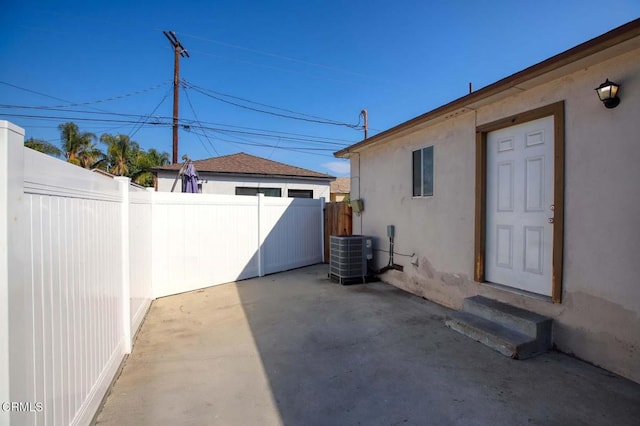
[{"left": 377, "top": 224, "right": 404, "bottom": 273}]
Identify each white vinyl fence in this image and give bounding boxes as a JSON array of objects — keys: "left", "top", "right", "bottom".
[
  {"left": 151, "top": 192, "right": 323, "bottom": 298},
  {"left": 0, "top": 121, "right": 324, "bottom": 426}
]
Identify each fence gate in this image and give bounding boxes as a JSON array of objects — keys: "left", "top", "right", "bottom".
[{"left": 323, "top": 201, "right": 352, "bottom": 261}]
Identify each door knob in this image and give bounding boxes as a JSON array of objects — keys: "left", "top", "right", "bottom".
[{"left": 548, "top": 218, "right": 554, "bottom": 224}]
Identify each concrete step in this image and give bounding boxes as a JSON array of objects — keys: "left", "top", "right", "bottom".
[
  {"left": 445, "top": 312, "right": 548, "bottom": 359},
  {"left": 464, "top": 295, "right": 552, "bottom": 343}
]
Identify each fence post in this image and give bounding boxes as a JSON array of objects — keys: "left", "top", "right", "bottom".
[
  {"left": 320, "top": 197, "right": 326, "bottom": 263},
  {"left": 115, "top": 177, "right": 132, "bottom": 353},
  {"left": 146, "top": 187, "right": 155, "bottom": 302},
  {"left": 0, "top": 121, "right": 26, "bottom": 423},
  {"left": 257, "top": 193, "right": 265, "bottom": 277}
]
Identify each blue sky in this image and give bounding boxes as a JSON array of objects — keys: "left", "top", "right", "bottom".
[{"left": 2, "top": 1, "right": 639, "bottom": 176}]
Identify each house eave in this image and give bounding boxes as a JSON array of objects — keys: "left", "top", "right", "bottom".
[{"left": 334, "top": 18, "right": 640, "bottom": 159}]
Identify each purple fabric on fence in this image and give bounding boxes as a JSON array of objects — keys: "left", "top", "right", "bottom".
[{"left": 182, "top": 163, "right": 199, "bottom": 193}]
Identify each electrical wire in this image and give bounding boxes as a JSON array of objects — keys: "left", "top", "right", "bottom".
[
  {"left": 187, "top": 48, "right": 383, "bottom": 90},
  {"left": 2, "top": 78, "right": 360, "bottom": 144},
  {"left": 183, "top": 79, "right": 358, "bottom": 126},
  {"left": 1, "top": 81, "right": 81, "bottom": 105},
  {"left": 128, "top": 87, "right": 172, "bottom": 139},
  {"left": 189, "top": 124, "right": 349, "bottom": 146},
  {"left": 183, "top": 126, "right": 215, "bottom": 157},
  {"left": 1, "top": 109, "right": 356, "bottom": 152},
  {"left": 0, "top": 81, "right": 113, "bottom": 114},
  {"left": 180, "top": 32, "right": 411, "bottom": 90},
  {"left": 0, "top": 104, "right": 355, "bottom": 146},
  {"left": 214, "top": 137, "right": 335, "bottom": 158},
  {"left": 0, "top": 112, "right": 172, "bottom": 126},
  {"left": 2, "top": 80, "right": 361, "bottom": 159},
  {"left": 11, "top": 80, "right": 171, "bottom": 109},
  {"left": 190, "top": 127, "right": 336, "bottom": 158},
  {"left": 183, "top": 86, "right": 219, "bottom": 156},
  {"left": 195, "top": 121, "right": 353, "bottom": 143},
  {"left": 184, "top": 80, "right": 362, "bottom": 129}
]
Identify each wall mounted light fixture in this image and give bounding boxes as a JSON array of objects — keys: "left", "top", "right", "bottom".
[{"left": 595, "top": 79, "right": 621, "bottom": 109}]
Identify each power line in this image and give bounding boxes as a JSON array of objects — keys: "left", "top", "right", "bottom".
[
  {"left": 1, "top": 81, "right": 82, "bottom": 105},
  {"left": 10, "top": 113, "right": 341, "bottom": 159},
  {"left": 0, "top": 112, "right": 172, "bottom": 126},
  {"left": 183, "top": 79, "right": 358, "bottom": 126},
  {"left": 183, "top": 126, "right": 215, "bottom": 158},
  {"left": 3, "top": 80, "right": 172, "bottom": 109},
  {"left": 180, "top": 32, "right": 411, "bottom": 90},
  {"left": 191, "top": 127, "right": 335, "bottom": 158},
  {"left": 128, "top": 87, "right": 172, "bottom": 139},
  {"left": 1, "top": 79, "right": 359, "bottom": 144},
  {"left": 184, "top": 120, "right": 353, "bottom": 144},
  {"left": 0, "top": 109, "right": 358, "bottom": 150},
  {"left": 0, "top": 80, "right": 113, "bottom": 114},
  {"left": 193, "top": 126, "right": 335, "bottom": 152},
  {"left": 0, "top": 105, "right": 168, "bottom": 122},
  {"left": 187, "top": 48, "right": 384, "bottom": 90},
  {"left": 184, "top": 81, "right": 362, "bottom": 129},
  {"left": 183, "top": 86, "right": 219, "bottom": 156},
  {"left": 186, "top": 123, "right": 349, "bottom": 146},
  {"left": 1, "top": 105, "right": 353, "bottom": 146}
]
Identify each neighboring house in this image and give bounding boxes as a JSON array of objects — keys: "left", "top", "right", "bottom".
[
  {"left": 330, "top": 177, "right": 350, "bottom": 201},
  {"left": 152, "top": 152, "right": 335, "bottom": 199},
  {"left": 335, "top": 19, "right": 640, "bottom": 383}
]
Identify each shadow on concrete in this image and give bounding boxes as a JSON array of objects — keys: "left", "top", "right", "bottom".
[
  {"left": 234, "top": 265, "right": 640, "bottom": 426},
  {"left": 95, "top": 265, "right": 640, "bottom": 425}
]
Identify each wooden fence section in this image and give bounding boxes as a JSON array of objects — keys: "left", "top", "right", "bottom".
[{"left": 323, "top": 201, "right": 353, "bottom": 261}]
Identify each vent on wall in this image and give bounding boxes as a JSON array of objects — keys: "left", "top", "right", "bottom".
[{"left": 329, "top": 235, "right": 372, "bottom": 284}]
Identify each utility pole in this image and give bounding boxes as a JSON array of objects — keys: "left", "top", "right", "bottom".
[
  {"left": 163, "top": 31, "right": 189, "bottom": 164},
  {"left": 361, "top": 109, "right": 368, "bottom": 139}
]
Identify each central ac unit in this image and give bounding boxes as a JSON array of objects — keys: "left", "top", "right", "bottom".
[{"left": 329, "top": 235, "right": 372, "bottom": 284}]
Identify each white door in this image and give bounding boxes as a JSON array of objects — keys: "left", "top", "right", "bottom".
[{"left": 486, "top": 116, "right": 554, "bottom": 296}]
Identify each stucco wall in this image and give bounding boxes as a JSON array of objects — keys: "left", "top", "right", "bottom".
[
  {"left": 156, "top": 172, "right": 331, "bottom": 199},
  {"left": 352, "top": 46, "right": 640, "bottom": 382}
]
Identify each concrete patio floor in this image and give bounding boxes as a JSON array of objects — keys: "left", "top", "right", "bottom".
[{"left": 94, "top": 264, "right": 640, "bottom": 425}]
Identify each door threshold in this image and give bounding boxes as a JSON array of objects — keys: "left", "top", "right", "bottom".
[{"left": 481, "top": 281, "right": 553, "bottom": 303}]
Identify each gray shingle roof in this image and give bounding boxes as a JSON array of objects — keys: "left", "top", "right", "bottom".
[{"left": 153, "top": 152, "right": 335, "bottom": 180}]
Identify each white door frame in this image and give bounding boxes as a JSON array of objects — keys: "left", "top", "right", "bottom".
[{"left": 475, "top": 101, "right": 565, "bottom": 303}]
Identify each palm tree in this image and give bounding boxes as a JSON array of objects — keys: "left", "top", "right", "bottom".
[
  {"left": 79, "top": 145, "right": 105, "bottom": 169},
  {"left": 131, "top": 148, "right": 170, "bottom": 186},
  {"left": 24, "top": 137, "right": 63, "bottom": 158},
  {"left": 146, "top": 148, "right": 170, "bottom": 168},
  {"left": 58, "top": 122, "right": 102, "bottom": 168},
  {"left": 101, "top": 133, "right": 134, "bottom": 176},
  {"left": 99, "top": 133, "right": 168, "bottom": 186}
]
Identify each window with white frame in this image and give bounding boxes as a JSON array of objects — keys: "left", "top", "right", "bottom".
[{"left": 412, "top": 146, "right": 434, "bottom": 197}]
